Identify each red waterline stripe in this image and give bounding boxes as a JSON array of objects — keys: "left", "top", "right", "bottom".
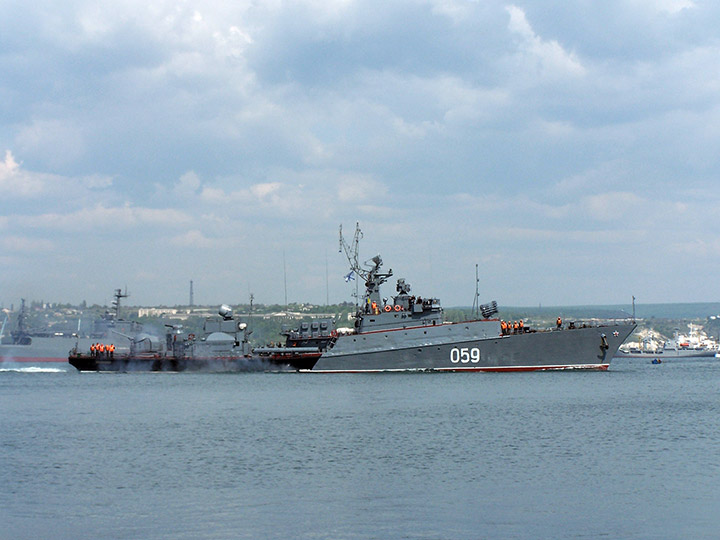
[
  {"left": 449, "top": 364, "right": 611, "bottom": 372},
  {"left": 301, "top": 364, "right": 610, "bottom": 373}
]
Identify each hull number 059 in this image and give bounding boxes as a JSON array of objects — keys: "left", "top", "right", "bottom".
[{"left": 450, "top": 347, "right": 481, "bottom": 363}]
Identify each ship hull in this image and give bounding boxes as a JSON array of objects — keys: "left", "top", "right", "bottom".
[
  {"left": 68, "top": 352, "right": 320, "bottom": 372},
  {"left": 307, "top": 323, "right": 635, "bottom": 373},
  {"left": 68, "top": 353, "right": 267, "bottom": 372}
]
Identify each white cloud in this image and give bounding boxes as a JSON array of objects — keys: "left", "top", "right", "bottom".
[
  {"left": 214, "top": 25, "right": 254, "bottom": 60},
  {"left": 199, "top": 181, "right": 305, "bottom": 213},
  {"left": 483, "top": 225, "right": 641, "bottom": 245},
  {"left": 670, "top": 237, "right": 720, "bottom": 256},
  {"left": 81, "top": 175, "right": 114, "bottom": 189},
  {"left": 174, "top": 171, "right": 202, "bottom": 196},
  {"left": 0, "top": 150, "right": 19, "bottom": 177},
  {"left": 15, "top": 119, "right": 86, "bottom": 168},
  {"left": 0, "top": 150, "right": 60, "bottom": 198},
  {"left": 17, "top": 204, "right": 192, "bottom": 231},
  {"left": 169, "top": 229, "right": 230, "bottom": 248},
  {"left": 198, "top": 185, "right": 232, "bottom": 204},
  {"left": 0, "top": 235, "right": 55, "bottom": 253},
  {"left": 194, "top": 169, "right": 381, "bottom": 218},
  {"left": 581, "top": 191, "right": 643, "bottom": 221},
  {"left": 633, "top": 0, "right": 696, "bottom": 14},
  {"left": 0, "top": 150, "right": 114, "bottom": 200},
  {"left": 250, "top": 182, "right": 282, "bottom": 199},
  {"left": 336, "top": 174, "right": 387, "bottom": 202},
  {"left": 429, "top": 0, "right": 476, "bottom": 23},
  {"left": 0, "top": 150, "right": 42, "bottom": 197},
  {"left": 506, "top": 5, "right": 586, "bottom": 78}
]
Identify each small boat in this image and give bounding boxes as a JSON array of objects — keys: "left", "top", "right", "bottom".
[{"left": 615, "top": 325, "right": 719, "bottom": 359}]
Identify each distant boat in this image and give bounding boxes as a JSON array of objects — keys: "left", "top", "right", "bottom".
[
  {"left": 1, "top": 299, "right": 75, "bottom": 363},
  {"left": 0, "top": 298, "right": 32, "bottom": 346},
  {"left": 1, "top": 290, "right": 139, "bottom": 364},
  {"left": 615, "top": 324, "right": 719, "bottom": 359}
]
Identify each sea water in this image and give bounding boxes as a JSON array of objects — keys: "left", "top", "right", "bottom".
[{"left": 1, "top": 359, "right": 719, "bottom": 540}]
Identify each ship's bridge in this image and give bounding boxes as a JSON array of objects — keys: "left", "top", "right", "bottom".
[{"left": 356, "top": 277, "right": 444, "bottom": 332}]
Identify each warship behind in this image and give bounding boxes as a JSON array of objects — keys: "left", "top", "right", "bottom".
[
  {"left": 271, "top": 224, "right": 636, "bottom": 373},
  {"left": 1, "top": 298, "right": 87, "bottom": 364},
  {"left": 68, "top": 304, "right": 327, "bottom": 372},
  {"left": 2, "top": 290, "right": 138, "bottom": 366}
]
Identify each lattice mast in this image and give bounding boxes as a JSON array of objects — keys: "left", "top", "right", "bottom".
[{"left": 339, "top": 222, "right": 364, "bottom": 306}]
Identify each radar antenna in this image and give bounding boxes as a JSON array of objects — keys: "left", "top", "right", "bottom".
[
  {"left": 339, "top": 223, "right": 394, "bottom": 309},
  {"left": 16, "top": 298, "right": 29, "bottom": 335},
  {"left": 471, "top": 264, "right": 479, "bottom": 318},
  {"left": 112, "top": 288, "right": 129, "bottom": 320},
  {"left": 339, "top": 222, "right": 364, "bottom": 277}
]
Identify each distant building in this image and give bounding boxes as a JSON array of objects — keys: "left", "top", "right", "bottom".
[{"left": 137, "top": 308, "right": 190, "bottom": 318}]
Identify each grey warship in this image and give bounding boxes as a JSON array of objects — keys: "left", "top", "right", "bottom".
[
  {"left": 290, "top": 225, "right": 635, "bottom": 372},
  {"left": 68, "top": 303, "right": 328, "bottom": 372},
  {"left": 1, "top": 293, "right": 139, "bottom": 364}
]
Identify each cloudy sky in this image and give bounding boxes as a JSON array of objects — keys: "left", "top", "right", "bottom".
[{"left": 1, "top": 0, "right": 718, "bottom": 309}]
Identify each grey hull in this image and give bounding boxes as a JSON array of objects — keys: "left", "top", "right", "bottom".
[
  {"left": 310, "top": 322, "right": 635, "bottom": 372},
  {"left": 68, "top": 353, "right": 279, "bottom": 372}
]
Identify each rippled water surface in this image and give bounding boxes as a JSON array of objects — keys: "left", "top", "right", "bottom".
[{"left": 2, "top": 359, "right": 719, "bottom": 539}]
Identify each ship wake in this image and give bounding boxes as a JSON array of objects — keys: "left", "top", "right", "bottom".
[{"left": 0, "top": 365, "right": 67, "bottom": 373}]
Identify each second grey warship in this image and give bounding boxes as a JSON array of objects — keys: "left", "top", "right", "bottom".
[
  {"left": 1, "top": 292, "right": 139, "bottom": 365},
  {"left": 68, "top": 303, "right": 327, "bottom": 372}
]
